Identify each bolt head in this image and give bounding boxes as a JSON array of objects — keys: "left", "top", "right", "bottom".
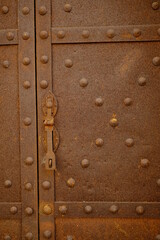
[
  {"left": 124, "top": 97, "right": 132, "bottom": 106},
  {"left": 84, "top": 205, "right": 92, "bottom": 214},
  {"left": 59, "top": 205, "right": 68, "bottom": 215},
  {"left": 64, "top": 4, "right": 72, "bottom": 12},
  {"left": 153, "top": 57, "right": 160, "bottom": 66},
  {"left": 42, "top": 181, "right": 51, "bottom": 190},
  {"left": 96, "top": 138, "right": 104, "bottom": 147},
  {"left": 25, "top": 207, "right": 33, "bottom": 216},
  {"left": 43, "top": 204, "right": 52, "bottom": 215},
  {"left": 95, "top": 97, "right": 104, "bottom": 106},
  {"left": 133, "top": 28, "right": 141, "bottom": 37},
  {"left": 81, "top": 159, "right": 90, "bottom": 168},
  {"left": 43, "top": 230, "right": 52, "bottom": 239},
  {"left": 22, "top": 32, "right": 30, "bottom": 40},
  {"left": 23, "top": 81, "right": 31, "bottom": 89},
  {"left": 125, "top": 138, "right": 134, "bottom": 147},
  {"left": 25, "top": 182, "right": 32, "bottom": 191},
  {"left": 25, "top": 157, "right": 34, "bottom": 165},
  {"left": 2, "top": 6, "right": 9, "bottom": 14},
  {"left": 65, "top": 59, "right": 73, "bottom": 68},
  {"left": 79, "top": 78, "right": 88, "bottom": 87},
  {"left": 140, "top": 159, "right": 150, "bottom": 168},
  {"left": 25, "top": 232, "right": 33, "bottom": 240},
  {"left": 82, "top": 30, "right": 90, "bottom": 38},
  {"left": 3, "top": 60, "right": 10, "bottom": 68},
  {"left": 109, "top": 205, "right": 119, "bottom": 214},
  {"left": 138, "top": 77, "right": 146, "bottom": 86},
  {"left": 40, "top": 80, "right": 48, "bottom": 89},
  {"left": 10, "top": 206, "right": 18, "bottom": 214},
  {"left": 109, "top": 118, "right": 118, "bottom": 128},
  {"left": 24, "top": 117, "right": 31, "bottom": 126},
  {"left": 67, "top": 178, "right": 75, "bottom": 188},
  {"left": 136, "top": 206, "right": 145, "bottom": 215},
  {"left": 22, "top": 7, "right": 30, "bottom": 15},
  {"left": 107, "top": 29, "right": 115, "bottom": 38}
]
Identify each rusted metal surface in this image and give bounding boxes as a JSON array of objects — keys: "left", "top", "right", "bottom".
[{"left": 0, "top": 0, "right": 38, "bottom": 239}]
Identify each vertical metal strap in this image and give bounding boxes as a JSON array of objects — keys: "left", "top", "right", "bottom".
[
  {"left": 18, "top": 0, "right": 38, "bottom": 239},
  {"left": 36, "top": 0, "right": 55, "bottom": 239}
]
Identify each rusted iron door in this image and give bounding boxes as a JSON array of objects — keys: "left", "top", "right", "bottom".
[
  {"left": 0, "top": 1, "right": 38, "bottom": 240},
  {"left": 36, "top": 1, "right": 160, "bottom": 240}
]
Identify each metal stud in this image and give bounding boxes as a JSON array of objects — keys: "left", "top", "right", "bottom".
[
  {"left": 22, "top": 32, "right": 30, "bottom": 40},
  {"left": 43, "top": 230, "right": 52, "bottom": 239},
  {"left": 156, "top": 234, "right": 160, "bottom": 240},
  {"left": 10, "top": 206, "right": 18, "bottom": 214},
  {"left": 84, "top": 205, "right": 92, "bottom": 214},
  {"left": 96, "top": 138, "right": 104, "bottom": 147},
  {"left": 23, "top": 81, "right": 31, "bottom": 89},
  {"left": 157, "top": 179, "right": 160, "bottom": 187},
  {"left": 42, "top": 181, "right": 51, "bottom": 190},
  {"left": 2, "top": 6, "right": 9, "bottom": 14},
  {"left": 43, "top": 204, "right": 52, "bottom": 215},
  {"left": 95, "top": 97, "right": 104, "bottom": 106},
  {"left": 136, "top": 206, "right": 145, "bottom": 215},
  {"left": 3, "top": 60, "right": 10, "bottom": 68},
  {"left": 4, "top": 180, "right": 12, "bottom": 188},
  {"left": 65, "top": 59, "right": 73, "bottom": 68},
  {"left": 22, "top": 7, "right": 30, "bottom": 15},
  {"left": 6, "top": 32, "right": 14, "bottom": 41},
  {"left": 109, "top": 117, "right": 118, "bottom": 128},
  {"left": 24, "top": 117, "right": 32, "bottom": 126},
  {"left": 25, "top": 207, "right": 34, "bottom": 216},
  {"left": 109, "top": 205, "right": 119, "bottom": 214},
  {"left": 4, "top": 236, "right": 11, "bottom": 240},
  {"left": 124, "top": 97, "right": 132, "bottom": 106},
  {"left": 25, "top": 232, "right": 33, "bottom": 240},
  {"left": 79, "top": 78, "right": 88, "bottom": 87},
  {"left": 125, "top": 138, "right": 134, "bottom": 147},
  {"left": 140, "top": 159, "right": 150, "bottom": 168},
  {"left": 40, "top": 31, "right": 49, "bottom": 39},
  {"left": 39, "top": 6, "right": 47, "bottom": 15},
  {"left": 81, "top": 159, "right": 90, "bottom": 168},
  {"left": 153, "top": 57, "right": 160, "bottom": 66},
  {"left": 152, "top": 2, "right": 159, "bottom": 10},
  {"left": 23, "top": 57, "right": 31, "bottom": 65},
  {"left": 25, "top": 157, "right": 34, "bottom": 166},
  {"left": 82, "top": 30, "right": 90, "bottom": 38},
  {"left": 57, "top": 30, "right": 66, "bottom": 39},
  {"left": 133, "top": 28, "right": 141, "bottom": 37},
  {"left": 40, "top": 80, "right": 48, "bottom": 89},
  {"left": 40, "top": 55, "right": 49, "bottom": 64},
  {"left": 59, "top": 205, "right": 68, "bottom": 215},
  {"left": 67, "top": 178, "right": 75, "bottom": 188},
  {"left": 138, "top": 77, "right": 146, "bottom": 86},
  {"left": 64, "top": 4, "right": 72, "bottom": 12},
  {"left": 107, "top": 29, "right": 115, "bottom": 39},
  {"left": 67, "top": 236, "right": 73, "bottom": 240},
  {"left": 158, "top": 28, "right": 160, "bottom": 36},
  {"left": 25, "top": 182, "right": 32, "bottom": 191}
]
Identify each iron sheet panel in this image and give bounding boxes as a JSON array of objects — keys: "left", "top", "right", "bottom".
[
  {"left": 0, "top": 0, "right": 17, "bottom": 29},
  {"left": 0, "top": 220, "right": 21, "bottom": 240}
]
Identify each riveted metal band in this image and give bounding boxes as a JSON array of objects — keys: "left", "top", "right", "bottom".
[
  {"left": 52, "top": 24, "right": 160, "bottom": 44},
  {"left": 0, "top": 29, "right": 18, "bottom": 45},
  {"left": 0, "top": 203, "right": 21, "bottom": 219},
  {"left": 18, "top": 1, "right": 38, "bottom": 239},
  {"left": 36, "top": 0, "right": 55, "bottom": 239},
  {"left": 55, "top": 202, "right": 160, "bottom": 218}
]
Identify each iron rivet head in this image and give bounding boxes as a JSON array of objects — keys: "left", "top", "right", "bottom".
[
  {"left": 24, "top": 117, "right": 31, "bottom": 126},
  {"left": 6, "top": 32, "right": 14, "bottom": 41},
  {"left": 4, "top": 180, "right": 12, "bottom": 188},
  {"left": 3, "top": 60, "right": 10, "bottom": 68},
  {"left": 42, "top": 181, "right": 51, "bottom": 190},
  {"left": 109, "top": 205, "right": 119, "bottom": 214},
  {"left": 46, "top": 99, "right": 53, "bottom": 108},
  {"left": 59, "top": 205, "right": 68, "bottom": 215},
  {"left": 152, "top": 2, "right": 159, "bottom": 10},
  {"left": 25, "top": 207, "right": 33, "bottom": 216},
  {"left": 124, "top": 98, "right": 132, "bottom": 106},
  {"left": 82, "top": 30, "right": 90, "bottom": 38},
  {"left": 40, "top": 31, "right": 49, "bottom": 39},
  {"left": 136, "top": 206, "right": 145, "bottom": 215},
  {"left": 25, "top": 157, "right": 34, "bottom": 166},
  {"left": 65, "top": 59, "right": 73, "bottom": 68},
  {"left": 40, "top": 80, "right": 48, "bottom": 89},
  {"left": 157, "top": 28, "right": 160, "bottom": 36},
  {"left": 155, "top": 234, "right": 160, "bottom": 240},
  {"left": 140, "top": 159, "right": 150, "bottom": 168},
  {"left": 96, "top": 138, "right": 104, "bottom": 147},
  {"left": 4, "top": 236, "right": 11, "bottom": 240},
  {"left": 95, "top": 97, "right": 104, "bottom": 106},
  {"left": 84, "top": 205, "right": 92, "bottom": 214},
  {"left": 43, "top": 230, "right": 52, "bottom": 239},
  {"left": 81, "top": 159, "right": 90, "bottom": 168},
  {"left": 23, "top": 57, "right": 31, "bottom": 66},
  {"left": 25, "top": 232, "right": 33, "bottom": 240},
  {"left": 133, "top": 28, "right": 141, "bottom": 37},
  {"left": 64, "top": 4, "right": 72, "bottom": 12},
  {"left": 25, "top": 182, "right": 32, "bottom": 191},
  {"left": 2, "top": 6, "right": 9, "bottom": 14},
  {"left": 138, "top": 77, "right": 146, "bottom": 86},
  {"left": 153, "top": 57, "right": 160, "bottom": 66},
  {"left": 57, "top": 30, "right": 66, "bottom": 39},
  {"left": 23, "top": 81, "right": 31, "bottom": 89},
  {"left": 157, "top": 179, "right": 160, "bottom": 187},
  {"left": 40, "top": 55, "right": 49, "bottom": 64},
  {"left": 109, "top": 117, "right": 118, "bottom": 128},
  {"left": 22, "top": 32, "right": 30, "bottom": 40},
  {"left": 22, "top": 7, "right": 30, "bottom": 15},
  {"left": 67, "top": 236, "right": 73, "bottom": 240},
  {"left": 107, "top": 29, "right": 115, "bottom": 39},
  {"left": 79, "top": 78, "right": 88, "bottom": 87},
  {"left": 39, "top": 6, "right": 47, "bottom": 15},
  {"left": 43, "top": 205, "right": 52, "bottom": 215},
  {"left": 10, "top": 206, "right": 18, "bottom": 214},
  {"left": 125, "top": 138, "right": 134, "bottom": 147},
  {"left": 67, "top": 178, "right": 75, "bottom": 188}
]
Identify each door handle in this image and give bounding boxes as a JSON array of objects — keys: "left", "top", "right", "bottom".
[{"left": 42, "top": 92, "right": 59, "bottom": 170}]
